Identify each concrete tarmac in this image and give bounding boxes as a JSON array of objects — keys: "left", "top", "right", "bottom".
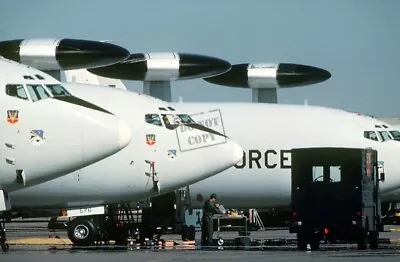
[
  {"left": 2, "top": 246, "right": 400, "bottom": 262},
  {"left": 1, "top": 221, "right": 400, "bottom": 262}
]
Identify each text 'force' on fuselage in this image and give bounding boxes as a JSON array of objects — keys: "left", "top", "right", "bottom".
[{"left": 173, "top": 102, "right": 400, "bottom": 209}]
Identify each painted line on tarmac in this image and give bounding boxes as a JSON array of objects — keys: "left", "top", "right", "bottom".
[
  {"left": 8, "top": 237, "right": 72, "bottom": 245},
  {"left": 390, "top": 238, "right": 400, "bottom": 244}
]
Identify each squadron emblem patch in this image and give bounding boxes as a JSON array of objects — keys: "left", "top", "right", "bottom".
[
  {"left": 7, "top": 110, "right": 19, "bottom": 124},
  {"left": 168, "top": 149, "right": 177, "bottom": 160},
  {"left": 29, "top": 129, "right": 45, "bottom": 146},
  {"left": 146, "top": 134, "right": 156, "bottom": 146}
]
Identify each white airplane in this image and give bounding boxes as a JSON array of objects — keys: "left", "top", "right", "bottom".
[
  {"left": 0, "top": 57, "right": 135, "bottom": 251},
  {"left": 61, "top": 67, "right": 400, "bottom": 223},
  {"left": 8, "top": 82, "right": 243, "bottom": 245},
  {"left": 9, "top": 87, "right": 400, "bottom": 232},
  {"left": 0, "top": 57, "right": 132, "bottom": 199},
  {"left": 373, "top": 119, "right": 400, "bottom": 203},
  {"left": 167, "top": 103, "right": 400, "bottom": 210},
  {"left": 5, "top": 42, "right": 400, "bottom": 243}
]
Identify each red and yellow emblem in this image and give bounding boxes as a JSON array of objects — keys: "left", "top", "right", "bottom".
[
  {"left": 7, "top": 110, "right": 19, "bottom": 124},
  {"left": 146, "top": 134, "right": 156, "bottom": 146}
]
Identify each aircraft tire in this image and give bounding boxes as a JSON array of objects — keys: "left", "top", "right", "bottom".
[
  {"left": 310, "top": 234, "right": 320, "bottom": 251},
  {"left": 1, "top": 243, "right": 9, "bottom": 252},
  {"left": 297, "top": 233, "right": 307, "bottom": 251},
  {"left": 369, "top": 231, "right": 379, "bottom": 249},
  {"left": 357, "top": 229, "right": 368, "bottom": 250},
  {"left": 68, "top": 218, "right": 97, "bottom": 246},
  {"left": 358, "top": 218, "right": 369, "bottom": 250}
]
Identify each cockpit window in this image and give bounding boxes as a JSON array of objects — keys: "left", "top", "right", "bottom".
[
  {"left": 145, "top": 113, "right": 198, "bottom": 130},
  {"left": 160, "top": 114, "right": 198, "bottom": 130},
  {"left": 178, "top": 114, "right": 197, "bottom": 124},
  {"left": 145, "top": 114, "right": 163, "bottom": 126},
  {"left": 364, "top": 131, "right": 379, "bottom": 141},
  {"left": 6, "top": 84, "right": 29, "bottom": 100},
  {"left": 162, "top": 114, "right": 180, "bottom": 130},
  {"left": 26, "top": 84, "right": 50, "bottom": 102},
  {"left": 390, "top": 130, "right": 400, "bottom": 141},
  {"left": 378, "top": 131, "right": 391, "bottom": 142},
  {"left": 153, "top": 112, "right": 224, "bottom": 137},
  {"left": 45, "top": 84, "right": 72, "bottom": 97}
]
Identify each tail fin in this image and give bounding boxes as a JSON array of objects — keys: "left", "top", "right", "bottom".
[{"left": 63, "top": 69, "right": 128, "bottom": 90}]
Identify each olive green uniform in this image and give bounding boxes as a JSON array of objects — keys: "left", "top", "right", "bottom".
[{"left": 201, "top": 199, "right": 222, "bottom": 246}]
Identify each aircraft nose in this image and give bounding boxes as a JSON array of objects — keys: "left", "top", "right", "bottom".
[
  {"left": 231, "top": 141, "right": 244, "bottom": 166},
  {"left": 157, "top": 137, "right": 243, "bottom": 194},
  {"left": 192, "top": 138, "right": 244, "bottom": 182},
  {"left": 377, "top": 141, "right": 400, "bottom": 194},
  {"left": 211, "top": 139, "right": 244, "bottom": 173},
  {"left": 81, "top": 115, "right": 132, "bottom": 165},
  {"left": 7, "top": 99, "right": 133, "bottom": 191},
  {"left": 117, "top": 119, "right": 132, "bottom": 148}
]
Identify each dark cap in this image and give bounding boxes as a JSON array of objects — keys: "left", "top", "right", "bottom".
[{"left": 210, "top": 193, "right": 217, "bottom": 199}]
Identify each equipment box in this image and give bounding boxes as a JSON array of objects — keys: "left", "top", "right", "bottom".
[{"left": 289, "top": 147, "right": 383, "bottom": 250}]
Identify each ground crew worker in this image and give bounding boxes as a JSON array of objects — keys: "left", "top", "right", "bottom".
[{"left": 201, "top": 193, "right": 224, "bottom": 246}]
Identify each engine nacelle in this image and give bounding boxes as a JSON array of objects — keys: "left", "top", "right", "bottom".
[
  {"left": 88, "top": 52, "right": 231, "bottom": 81},
  {"left": 0, "top": 38, "right": 130, "bottom": 71},
  {"left": 204, "top": 63, "right": 331, "bottom": 89}
]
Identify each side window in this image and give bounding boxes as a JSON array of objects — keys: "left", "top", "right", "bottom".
[
  {"left": 5, "top": 84, "right": 29, "bottom": 100},
  {"left": 26, "top": 84, "right": 50, "bottom": 102},
  {"left": 312, "top": 166, "right": 324, "bottom": 182},
  {"left": 330, "top": 166, "right": 341, "bottom": 182},
  {"left": 312, "top": 166, "right": 341, "bottom": 182},
  {"left": 378, "top": 131, "right": 391, "bottom": 142},
  {"left": 178, "top": 114, "right": 196, "bottom": 124},
  {"left": 145, "top": 114, "right": 162, "bottom": 127},
  {"left": 45, "top": 84, "right": 71, "bottom": 97},
  {"left": 35, "top": 74, "right": 45, "bottom": 80},
  {"left": 390, "top": 130, "right": 400, "bottom": 140},
  {"left": 364, "top": 131, "right": 379, "bottom": 141},
  {"left": 162, "top": 114, "right": 180, "bottom": 130}
]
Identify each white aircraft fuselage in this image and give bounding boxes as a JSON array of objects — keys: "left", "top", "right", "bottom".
[
  {"left": 10, "top": 88, "right": 400, "bottom": 211},
  {"left": 9, "top": 84, "right": 243, "bottom": 208},
  {"left": 0, "top": 58, "right": 132, "bottom": 194},
  {"left": 173, "top": 103, "right": 400, "bottom": 209}
]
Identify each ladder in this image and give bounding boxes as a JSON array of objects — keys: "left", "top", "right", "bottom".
[{"left": 249, "top": 209, "right": 265, "bottom": 231}]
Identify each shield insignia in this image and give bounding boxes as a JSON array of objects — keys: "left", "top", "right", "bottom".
[
  {"left": 29, "top": 129, "right": 45, "bottom": 146},
  {"left": 146, "top": 134, "right": 156, "bottom": 146},
  {"left": 168, "top": 149, "right": 177, "bottom": 160},
  {"left": 7, "top": 110, "right": 19, "bottom": 124}
]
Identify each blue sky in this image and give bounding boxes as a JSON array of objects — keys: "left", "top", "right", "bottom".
[{"left": 1, "top": 0, "right": 399, "bottom": 116}]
